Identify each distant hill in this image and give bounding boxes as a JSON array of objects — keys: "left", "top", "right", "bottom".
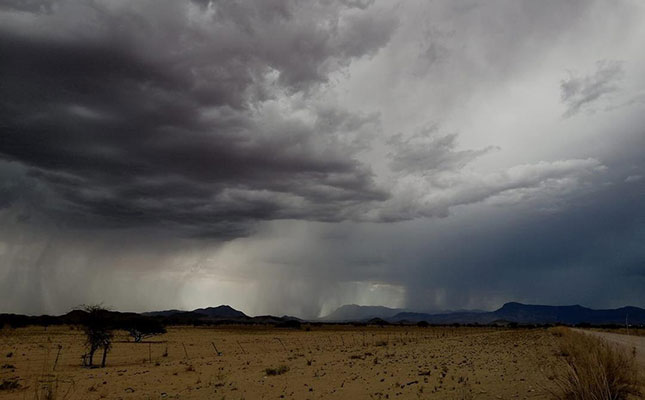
[
  {"left": 143, "top": 305, "right": 247, "bottom": 319},
  {"left": 321, "top": 304, "right": 404, "bottom": 321},
  {"left": 389, "top": 302, "right": 645, "bottom": 325},
  {"left": 2, "top": 302, "right": 644, "bottom": 328},
  {"left": 392, "top": 310, "right": 488, "bottom": 324},
  {"left": 321, "top": 304, "right": 485, "bottom": 322},
  {"left": 491, "top": 302, "right": 645, "bottom": 325},
  {"left": 142, "top": 309, "right": 184, "bottom": 318},
  {"left": 193, "top": 305, "right": 248, "bottom": 319}
]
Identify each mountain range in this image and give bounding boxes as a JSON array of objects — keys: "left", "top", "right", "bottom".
[
  {"left": 2, "top": 302, "right": 644, "bottom": 328},
  {"left": 319, "top": 304, "right": 485, "bottom": 322},
  {"left": 324, "top": 302, "right": 645, "bottom": 325},
  {"left": 143, "top": 302, "right": 645, "bottom": 325},
  {"left": 143, "top": 305, "right": 247, "bottom": 319},
  {"left": 319, "top": 305, "right": 405, "bottom": 321}
]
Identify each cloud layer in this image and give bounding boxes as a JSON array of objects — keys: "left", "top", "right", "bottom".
[
  {"left": 0, "top": 0, "right": 396, "bottom": 236},
  {"left": 1, "top": 0, "right": 644, "bottom": 316}
]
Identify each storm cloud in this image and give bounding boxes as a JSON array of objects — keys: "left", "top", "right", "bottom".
[
  {"left": 1, "top": 0, "right": 644, "bottom": 317},
  {"left": 0, "top": 0, "right": 397, "bottom": 236}
]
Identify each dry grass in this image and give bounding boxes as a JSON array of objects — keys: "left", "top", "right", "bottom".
[
  {"left": 552, "top": 328, "right": 642, "bottom": 400},
  {"left": 0, "top": 378, "right": 20, "bottom": 390},
  {"left": 264, "top": 365, "right": 289, "bottom": 376},
  {"left": 0, "top": 325, "right": 571, "bottom": 399}
]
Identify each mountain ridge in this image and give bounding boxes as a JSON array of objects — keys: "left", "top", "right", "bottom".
[
  {"left": 143, "top": 305, "right": 247, "bottom": 319},
  {"left": 388, "top": 302, "right": 645, "bottom": 325},
  {"left": 320, "top": 304, "right": 405, "bottom": 321},
  {"left": 2, "top": 302, "right": 644, "bottom": 327},
  {"left": 320, "top": 304, "right": 486, "bottom": 322}
]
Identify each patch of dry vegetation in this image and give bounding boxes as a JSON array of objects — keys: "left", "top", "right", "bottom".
[
  {"left": 552, "top": 328, "right": 642, "bottom": 400},
  {"left": 0, "top": 325, "right": 575, "bottom": 399},
  {"left": 265, "top": 365, "right": 289, "bottom": 376},
  {"left": 0, "top": 377, "right": 20, "bottom": 391}
]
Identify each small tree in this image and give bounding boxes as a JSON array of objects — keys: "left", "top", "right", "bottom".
[
  {"left": 80, "top": 305, "right": 113, "bottom": 368},
  {"left": 126, "top": 317, "right": 167, "bottom": 342}
]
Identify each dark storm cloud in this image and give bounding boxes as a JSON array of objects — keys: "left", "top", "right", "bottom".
[
  {"left": 2, "top": 0, "right": 645, "bottom": 317},
  {"left": 399, "top": 176, "right": 645, "bottom": 311},
  {"left": 0, "top": 0, "right": 53, "bottom": 13},
  {"left": 0, "top": 0, "right": 396, "bottom": 236}
]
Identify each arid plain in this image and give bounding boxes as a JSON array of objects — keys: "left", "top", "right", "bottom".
[{"left": 2, "top": 325, "right": 624, "bottom": 400}]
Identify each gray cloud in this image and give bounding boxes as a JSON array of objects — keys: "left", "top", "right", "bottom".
[
  {"left": 1, "top": 0, "right": 645, "bottom": 316},
  {"left": 374, "top": 157, "right": 604, "bottom": 221},
  {"left": 0, "top": 0, "right": 609, "bottom": 237},
  {"left": 375, "top": 123, "right": 605, "bottom": 221},
  {"left": 387, "top": 125, "right": 497, "bottom": 175},
  {"left": 561, "top": 60, "right": 624, "bottom": 117},
  {"left": 0, "top": 0, "right": 396, "bottom": 237},
  {"left": 0, "top": 0, "right": 53, "bottom": 13}
]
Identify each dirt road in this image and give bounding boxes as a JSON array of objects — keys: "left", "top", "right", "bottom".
[{"left": 574, "top": 329, "right": 645, "bottom": 367}]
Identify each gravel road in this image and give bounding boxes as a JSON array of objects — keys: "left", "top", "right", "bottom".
[{"left": 574, "top": 329, "right": 645, "bottom": 367}]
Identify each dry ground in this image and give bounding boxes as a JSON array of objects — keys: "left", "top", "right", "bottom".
[{"left": 0, "top": 325, "right": 588, "bottom": 399}]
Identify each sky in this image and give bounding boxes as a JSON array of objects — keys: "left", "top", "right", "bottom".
[{"left": 1, "top": 0, "right": 644, "bottom": 318}]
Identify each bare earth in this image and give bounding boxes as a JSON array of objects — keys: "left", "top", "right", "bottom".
[
  {"left": 1, "top": 326, "right": 565, "bottom": 399},
  {"left": 574, "top": 329, "right": 645, "bottom": 368}
]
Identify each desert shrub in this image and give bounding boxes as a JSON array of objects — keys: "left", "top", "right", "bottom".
[
  {"left": 552, "top": 328, "right": 642, "bottom": 400},
  {"left": 0, "top": 378, "right": 20, "bottom": 390},
  {"left": 265, "top": 365, "right": 289, "bottom": 376},
  {"left": 368, "top": 318, "right": 389, "bottom": 326},
  {"left": 551, "top": 326, "right": 568, "bottom": 337},
  {"left": 80, "top": 305, "right": 113, "bottom": 368},
  {"left": 124, "top": 317, "right": 166, "bottom": 342},
  {"left": 275, "top": 320, "right": 301, "bottom": 329}
]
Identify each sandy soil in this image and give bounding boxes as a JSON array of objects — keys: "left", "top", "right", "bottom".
[{"left": 1, "top": 325, "right": 564, "bottom": 399}]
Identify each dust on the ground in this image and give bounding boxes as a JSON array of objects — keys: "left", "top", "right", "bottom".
[{"left": 0, "top": 325, "right": 563, "bottom": 399}]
